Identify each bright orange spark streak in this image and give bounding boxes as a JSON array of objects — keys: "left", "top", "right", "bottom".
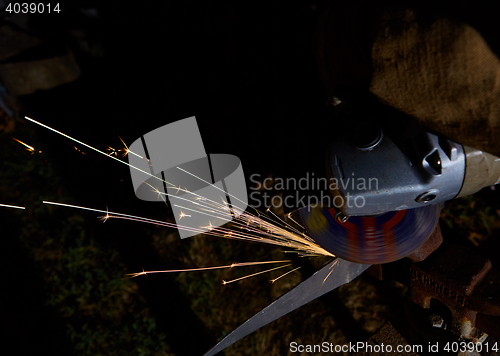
[
  {"left": 102, "top": 215, "right": 207, "bottom": 234},
  {"left": 106, "top": 146, "right": 117, "bottom": 156},
  {"left": 45, "top": 184, "right": 333, "bottom": 255},
  {"left": 43, "top": 202, "right": 231, "bottom": 241},
  {"left": 322, "top": 259, "right": 339, "bottom": 285},
  {"left": 46, "top": 200, "right": 327, "bottom": 257},
  {"left": 270, "top": 266, "right": 301, "bottom": 283},
  {"left": 11, "top": 137, "right": 35, "bottom": 153},
  {"left": 73, "top": 145, "right": 87, "bottom": 155},
  {"left": 108, "top": 214, "right": 291, "bottom": 248},
  {"left": 43, "top": 204, "right": 308, "bottom": 283},
  {"left": 100, "top": 213, "right": 330, "bottom": 256},
  {"left": 43, "top": 201, "right": 176, "bottom": 226},
  {"left": 0, "top": 203, "right": 25, "bottom": 210},
  {"left": 25, "top": 117, "right": 315, "bottom": 253},
  {"left": 165, "top": 186, "right": 305, "bottom": 245},
  {"left": 117, "top": 135, "right": 144, "bottom": 159},
  {"left": 143, "top": 182, "right": 168, "bottom": 205},
  {"left": 42, "top": 201, "right": 249, "bottom": 243},
  {"left": 286, "top": 212, "right": 306, "bottom": 232},
  {"left": 173, "top": 204, "right": 230, "bottom": 221},
  {"left": 170, "top": 205, "right": 300, "bottom": 247},
  {"left": 25, "top": 116, "right": 173, "bottom": 187},
  {"left": 267, "top": 208, "right": 305, "bottom": 238},
  {"left": 125, "top": 260, "right": 292, "bottom": 278},
  {"left": 222, "top": 263, "right": 292, "bottom": 285},
  {"left": 174, "top": 168, "right": 309, "bottom": 237}
]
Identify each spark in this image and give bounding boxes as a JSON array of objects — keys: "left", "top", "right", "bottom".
[
  {"left": 117, "top": 135, "right": 145, "bottom": 159},
  {"left": 267, "top": 208, "right": 305, "bottom": 237},
  {"left": 322, "top": 258, "right": 339, "bottom": 285},
  {"left": 143, "top": 182, "right": 168, "bottom": 205},
  {"left": 222, "top": 263, "right": 292, "bottom": 285},
  {"left": 100, "top": 207, "right": 111, "bottom": 222},
  {"left": 125, "top": 260, "right": 292, "bottom": 278},
  {"left": 165, "top": 172, "right": 324, "bottom": 252},
  {"left": 43, "top": 201, "right": 177, "bottom": 227},
  {"left": 25, "top": 117, "right": 328, "bottom": 255},
  {"left": 25, "top": 116, "right": 173, "bottom": 188},
  {"left": 200, "top": 221, "right": 214, "bottom": 232},
  {"left": 270, "top": 266, "right": 301, "bottom": 283},
  {"left": 177, "top": 167, "right": 248, "bottom": 209},
  {"left": 26, "top": 115, "right": 336, "bottom": 278},
  {"left": 11, "top": 137, "right": 39, "bottom": 154},
  {"left": 178, "top": 210, "right": 191, "bottom": 220},
  {"left": 43, "top": 199, "right": 334, "bottom": 257},
  {"left": 106, "top": 146, "right": 117, "bottom": 156},
  {"left": 44, "top": 195, "right": 330, "bottom": 289},
  {"left": 43, "top": 201, "right": 223, "bottom": 238},
  {"left": 26, "top": 113, "right": 341, "bottom": 316},
  {"left": 0, "top": 203, "right": 25, "bottom": 210},
  {"left": 287, "top": 212, "right": 305, "bottom": 230},
  {"left": 73, "top": 145, "right": 87, "bottom": 155},
  {"left": 173, "top": 204, "right": 229, "bottom": 222}
]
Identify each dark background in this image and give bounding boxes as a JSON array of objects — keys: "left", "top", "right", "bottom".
[
  {"left": 23, "top": 0, "right": 329, "bottom": 179},
  {"left": 19, "top": 0, "right": 336, "bottom": 217},
  {"left": 1, "top": 1, "right": 343, "bottom": 355}
]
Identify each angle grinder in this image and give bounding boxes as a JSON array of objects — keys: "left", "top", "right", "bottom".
[{"left": 296, "top": 103, "right": 500, "bottom": 264}]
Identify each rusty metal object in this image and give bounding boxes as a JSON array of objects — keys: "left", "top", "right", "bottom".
[
  {"left": 349, "top": 322, "right": 420, "bottom": 356},
  {"left": 406, "top": 240, "right": 500, "bottom": 342},
  {"left": 362, "top": 225, "right": 500, "bottom": 349}
]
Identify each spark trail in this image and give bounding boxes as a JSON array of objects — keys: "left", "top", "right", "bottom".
[
  {"left": 125, "top": 260, "right": 292, "bottom": 278},
  {"left": 222, "top": 264, "right": 292, "bottom": 285},
  {"left": 24, "top": 116, "right": 174, "bottom": 188},
  {"left": 43, "top": 200, "right": 333, "bottom": 257},
  {"left": 0, "top": 203, "right": 25, "bottom": 210},
  {"left": 29, "top": 117, "right": 335, "bottom": 283},
  {"left": 12, "top": 137, "right": 39, "bottom": 154},
  {"left": 44, "top": 200, "right": 315, "bottom": 283}
]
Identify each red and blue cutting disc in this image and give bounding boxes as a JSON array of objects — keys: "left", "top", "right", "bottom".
[{"left": 299, "top": 204, "right": 442, "bottom": 264}]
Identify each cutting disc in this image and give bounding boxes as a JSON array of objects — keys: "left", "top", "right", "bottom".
[{"left": 298, "top": 204, "right": 442, "bottom": 264}]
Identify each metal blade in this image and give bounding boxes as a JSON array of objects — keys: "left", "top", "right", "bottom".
[{"left": 204, "top": 258, "right": 370, "bottom": 356}]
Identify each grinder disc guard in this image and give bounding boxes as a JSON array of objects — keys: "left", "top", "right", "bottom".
[{"left": 299, "top": 204, "right": 442, "bottom": 264}]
